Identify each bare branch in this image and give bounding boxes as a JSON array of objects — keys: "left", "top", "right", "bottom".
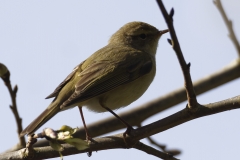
[
  {"left": 133, "top": 141, "right": 179, "bottom": 160},
  {"left": 136, "top": 123, "right": 181, "bottom": 156},
  {"left": 132, "top": 95, "right": 240, "bottom": 140},
  {"left": 0, "top": 63, "right": 26, "bottom": 149},
  {"left": 1, "top": 94, "right": 239, "bottom": 159},
  {"left": 156, "top": 0, "right": 198, "bottom": 109},
  {"left": 0, "top": 134, "right": 178, "bottom": 160},
  {"left": 214, "top": 0, "right": 240, "bottom": 57},
  {"left": 146, "top": 137, "right": 181, "bottom": 156},
  {"left": 146, "top": 137, "right": 166, "bottom": 151}
]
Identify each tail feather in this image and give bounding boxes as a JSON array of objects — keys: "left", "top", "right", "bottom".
[{"left": 20, "top": 104, "right": 59, "bottom": 137}]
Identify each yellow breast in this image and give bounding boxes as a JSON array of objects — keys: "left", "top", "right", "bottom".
[{"left": 84, "top": 64, "right": 156, "bottom": 112}]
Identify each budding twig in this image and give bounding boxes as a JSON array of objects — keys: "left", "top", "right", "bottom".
[
  {"left": 0, "top": 63, "right": 26, "bottom": 149},
  {"left": 156, "top": 0, "right": 198, "bottom": 110}
]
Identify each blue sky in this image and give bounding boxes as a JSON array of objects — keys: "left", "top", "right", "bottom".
[{"left": 0, "top": 1, "right": 240, "bottom": 159}]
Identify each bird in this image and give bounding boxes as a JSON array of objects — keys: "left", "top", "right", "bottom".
[{"left": 20, "top": 21, "right": 168, "bottom": 140}]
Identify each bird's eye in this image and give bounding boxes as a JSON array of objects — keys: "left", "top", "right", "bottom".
[{"left": 139, "top": 34, "right": 147, "bottom": 40}]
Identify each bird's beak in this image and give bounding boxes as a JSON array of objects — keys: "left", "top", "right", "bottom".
[{"left": 159, "top": 29, "right": 169, "bottom": 35}]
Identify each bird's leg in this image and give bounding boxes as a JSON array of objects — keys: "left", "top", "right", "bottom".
[
  {"left": 99, "top": 101, "right": 133, "bottom": 146},
  {"left": 78, "top": 106, "right": 92, "bottom": 142},
  {"left": 101, "top": 105, "right": 133, "bottom": 129}
]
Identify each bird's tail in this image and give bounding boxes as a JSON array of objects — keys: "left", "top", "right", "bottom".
[{"left": 20, "top": 103, "right": 59, "bottom": 137}]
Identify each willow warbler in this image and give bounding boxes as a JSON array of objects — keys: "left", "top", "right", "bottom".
[{"left": 20, "top": 21, "right": 168, "bottom": 137}]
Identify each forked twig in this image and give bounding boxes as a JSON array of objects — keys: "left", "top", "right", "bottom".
[
  {"left": 156, "top": 0, "right": 198, "bottom": 110},
  {"left": 0, "top": 63, "right": 26, "bottom": 149}
]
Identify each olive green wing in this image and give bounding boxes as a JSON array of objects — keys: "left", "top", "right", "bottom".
[
  {"left": 60, "top": 53, "right": 153, "bottom": 109},
  {"left": 45, "top": 62, "right": 84, "bottom": 99}
]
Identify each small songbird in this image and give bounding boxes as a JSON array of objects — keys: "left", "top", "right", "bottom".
[{"left": 20, "top": 21, "right": 168, "bottom": 139}]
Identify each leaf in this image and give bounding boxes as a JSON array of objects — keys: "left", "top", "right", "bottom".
[
  {"left": 64, "top": 138, "right": 89, "bottom": 150},
  {"left": 49, "top": 140, "right": 64, "bottom": 152},
  {"left": 59, "top": 125, "right": 78, "bottom": 135},
  {"left": 59, "top": 152, "right": 63, "bottom": 160}
]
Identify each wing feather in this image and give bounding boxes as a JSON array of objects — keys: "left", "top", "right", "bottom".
[
  {"left": 45, "top": 62, "right": 84, "bottom": 99},
  {"left": 60, "top": 51, "right": 153, "bottom": 109}
]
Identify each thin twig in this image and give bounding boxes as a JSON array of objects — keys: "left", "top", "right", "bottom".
[
  {"left": 214, "top": 0, "right": 240, "bottom": 57},
  {"left": 146, "top": 137, "right": 181, "bottom": 156},
  {"left": 146, "top": 136, "right": 166, "bottom": 151},
  {"left": 6, "top": 83, "right": 26, "bottom": 148},
  {"left": 133, "top": 141, "right": 179, "bottom": 160},
  {"left": 136, "top": 124, "right": 181, "bottom": 156},
  {"left": 156, "top": 0, "right": 198, "bottom": 110},
  {"left": 0, "top": 63, "right": 26, "bottom": 149}
]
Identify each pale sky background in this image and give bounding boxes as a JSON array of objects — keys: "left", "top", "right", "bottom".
[{"left": 0, "top": 1, "right": 240, "bottom": 160}]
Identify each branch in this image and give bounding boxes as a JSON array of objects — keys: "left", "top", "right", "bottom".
[
  {"left": 33, "top": 59, "right": 240, "bottom": 148},
  {"left": 156, "top": 0, "right": 198, "bottom": 109},
  {"left": 0, "top": 63, "right": 26, "bottom": 149},
  {"left": 133, "top": 141, "right": 179, "bottom": 160},
  {"left": 146, "top": 137, "right": 181, "bottom": 156},
  {"left": 132, "top": 95, "right": 240, "bottom": 140},
  {"left": 137, "top": 124, "right": 181, "bottom": 156},
  {"left": 1, "top": 94, "right": 239, "bottom": 159},
  {"left": 0, "top": 134, "right": 177, "bottom": 160},
  {"left": 214, "top": 0, "right": 240, "bottom": 57}
]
